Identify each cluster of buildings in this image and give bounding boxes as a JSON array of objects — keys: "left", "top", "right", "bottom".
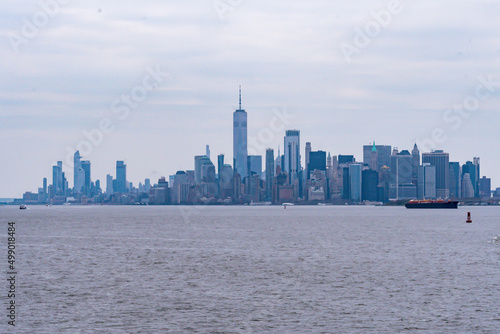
[{"left": 18, "top": 90, "right": 498, "bottom": 205}]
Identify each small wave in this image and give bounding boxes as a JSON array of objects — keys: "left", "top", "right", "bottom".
[{"left": 488, "top": 235, "right": 500, "bottom": 244}]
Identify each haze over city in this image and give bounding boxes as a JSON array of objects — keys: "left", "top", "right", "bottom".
[{"left": 1, "top": 0, "right": 500, "bottom": 198}]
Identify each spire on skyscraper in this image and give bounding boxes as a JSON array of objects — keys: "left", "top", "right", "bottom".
[{"left": 239, "top": 85, "right": 242, "bottom": 110}]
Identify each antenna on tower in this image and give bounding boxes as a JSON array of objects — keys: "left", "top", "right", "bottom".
[{"left": 239, "top": 85, "right": 242, "bottom": 110}]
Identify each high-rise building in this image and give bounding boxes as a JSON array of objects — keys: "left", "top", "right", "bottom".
[
  {"left": 81, "top": 160, "right": 91, "bottom": 196},
  {"left": 412, "top": 143, "right": 420, "bottom": 185},
  {"left": 363, "top": 144, "right": 391, "bottom": 171},
  {"left": 391, "top": 150, "right": 413, "bottom": 185},
  {"left": 390, "top": 150, "right": 417, "bottom": 200},
  {"left": 462, "top": 161, "right": 479, "bottom": 198},
  {"left": 195, "top": 155, "right": 213, "bottom": 183},
  {"left": 173, "top": 171, "right": 187, "bottom": 204},
  {"left": 202, "top": 163, "right": 216, "bottom": 183},
  {"left": 338, "top": 155, "right": 355, "bottom": 165},
  {"left": 305, "top": 142, "right": 311, "bottom": 179},
  {"left": 369, "top": 143, "right": 377, "bottom": 171},
  {"left": 418, "top": 163, "right": 436, "bottom": 199},
  {"left": 233, "top": 87, "right": 248, "bottom": 179},
  {"left": 461, "top": 173, "right": 474, "bottom": 198},
  {"left": 349, "top": 164, "right": 362, "bottom": 202},
  {"left": 479, "top": 176, "right": 491, "bottom": 198},
  {"left": 217, "top": 154, "right": 224, "bottom": 194},
  {"left": 106, "top": 174, "right": 113, "bottom": 194},
  {"left": 73, "top": 151, "right": 85, "bottom": 194},
  {"left": 473, "top": 157, "right": 481, "bottom": 197},
  {"left": 422, "top": 150, "right": 450, "bottom": 198},
  {"left": 284, "top": 130, "right": 301, "bottom": 184},
  {"left": 43, "top": 177, "right": 47, "bottom": 194},
  {"left": 247, "top": 155, "right": 262, "bottom": 177},
  {"left": 265, "top": 149, "right": 274, "bottom": 201},
  {"left": 449, "top": 162, "right": 461, "bottom": 198},
  {"left": 220, "top": 164, "right": 234, "bottom": 199},
  {"left": 52, "top": 161, "right": 63, "bottom": 196},
  {"left": 308, "top": 151, "right": 327, "bottom": 176},
  {"left": 362, "top": 169, "right": 378, "bottom": 202},
  {"left": 116, "top": 161, "right": 127, "bottom": 193}
]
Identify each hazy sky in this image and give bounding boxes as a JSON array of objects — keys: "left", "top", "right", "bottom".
[{"left": 1, "top": 0, "right": 499, "bottom": 197}]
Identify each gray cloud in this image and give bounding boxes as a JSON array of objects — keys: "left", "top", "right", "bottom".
[{"left": 1, "top": 0, "right": 499, "bottom": 196}]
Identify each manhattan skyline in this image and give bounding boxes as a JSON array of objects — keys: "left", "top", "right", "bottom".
[{"left": 1, "top": 1, "right": 500, "bottom": 198}]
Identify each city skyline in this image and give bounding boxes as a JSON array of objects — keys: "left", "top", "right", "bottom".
[
  {"left": 8, "top": 91, "right": 497, "bottom": 204},
  {"left": 1, "top": 93, "right": 499, "bottom": 199},
  {"left": 2, "top": 1, "right": 500, "bottom": 197}
]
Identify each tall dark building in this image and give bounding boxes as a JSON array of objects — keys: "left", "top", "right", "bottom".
[
  {"left": 362, "top": 169, "right": 378, "bottom": 202},
  {"left": 81, "top": 160, "right": 91, "bottom": 197},
  {"left": 116, "top": 161, "right": 127, "bottom": 193},
  {"left": 422, "top": 151, "right": 450, "bottom": 198},
  {"left": 217, "top": 154, "right": 224, "bottom": 196},
  {"left": 449, "top": 162, "right": 461, "bottom": 199},
  {"left": 338, "top": 155, "right": 355, "bottom": 165},
  {"left": 265, "top": 149, "right": 274, "bottom": 201},
  {"left": 342, "top": 167, "right": 350, "bottom": 200},
  {"left": 308, "top": 151, "right": 327, "bottom": 177}
]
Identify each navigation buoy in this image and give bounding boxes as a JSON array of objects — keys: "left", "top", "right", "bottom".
[
  {"left": 466, "top": 212, "right": 472, "bottom": 223},
  {"left": 284, "top": 204, "right": 287, "bottom": 210}
]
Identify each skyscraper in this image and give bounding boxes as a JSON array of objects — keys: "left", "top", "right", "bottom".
[
  {"left": 106, "top": 174, "right": 113, "bottom": 194},
  {"left": 195, "top": 155, "right": 213, "bottom": 183},
  {"left": 422, "top": 150, "right": 450, "bottom": 199},
  {"left": 116, "top": 161, "right": 127, "bottom": 193},
  {"left": 73, "top": 151, "right": 85, "bottom": 194},
  {"left": 363, "top": 144, "right": 391, "bottom": 171},
  {"left": 308, "top": 151, "right": 327, "bottom": 174},
  {"left": 449, "top": 162, "right": 461, "bottom": 198},
  {"left": 284, "top": 130, "right": 300, "bottom": 184},
  {"left": 265, "top": 149, "right": 274, "bottom": 201},
  {"left": 462, "top": 160, "right": 480, "bottom": 198},
  {"left": 411, "top": 143, "right": 420, "bottom": 185},
  {"left": 479, "top": 176, "right": 491, "bottom": 198},
  {"left": 81, "top": 160, "right": 91, "bottom": 196},
  {"left": 217, "top": 154, "right": 224, "bottom": 195},
  {"left": 349, "top": 163, "right": 362, "bottom": 202},
  {"left": 52, "top": 161, "right": 63, "bottom": 196},
  {"left": 369, "top": 143, "right": 377, "bottom": 171},
  {"left": 362, "top": 169, "right": 378, "bottom": 202},
  {"left": 418, "top": 163, "right": 436, "bottom": 199},
  {"left": 305, "top": 142, "right": 311, "bottom": 179},
  {"left": 473, "top": 157, "right": 481, "bottom": 197},
  {"left": 390, "top": 150, "right": 417, "bottom": 200},
  {"left": 247, "top": 155, "right": 262, "bottom": 177},
  {"left": 233, "top": 87, "right": 248, "bottom": 179}
]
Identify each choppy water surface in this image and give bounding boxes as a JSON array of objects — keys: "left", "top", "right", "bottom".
[{"left": 1, "top": 205, "right": 499, "bottom": 333}]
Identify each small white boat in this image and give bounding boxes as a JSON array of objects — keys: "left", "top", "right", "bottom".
[{"left": 19, "top": 204, "right": 27, "bottom": 210}]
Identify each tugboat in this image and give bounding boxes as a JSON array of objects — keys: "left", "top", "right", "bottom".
[
  {"left": 19, "top": 204, "right": 27, "bottom": 210},
  {"left": 405, "top": 199, "right": 458, "bottom": 209}
]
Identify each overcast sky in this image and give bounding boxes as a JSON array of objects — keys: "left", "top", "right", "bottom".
[{"left": 1, "top": 0, "right": 499, "bottom": 197}]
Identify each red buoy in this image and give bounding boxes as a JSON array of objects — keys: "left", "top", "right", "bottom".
[{"left": 466, "top": 212, "right": 472, "bottom": 223}]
